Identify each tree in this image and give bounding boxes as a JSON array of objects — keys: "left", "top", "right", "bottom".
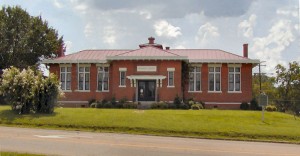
[
  {"left": 275, "top": 61, "right": 300, "bottom": 112},
  {"left": 252, "top": 74, "right": 278, "bottom": 102},
  {"left": 0, "top": 6, "right": 64, "bottom": 70}
]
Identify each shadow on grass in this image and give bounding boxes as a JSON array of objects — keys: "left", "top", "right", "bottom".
[{"left": 0, "top": 109, "right": 58, "bottom": 124}]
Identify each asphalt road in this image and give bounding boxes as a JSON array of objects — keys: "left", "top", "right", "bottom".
[{"left": 0, "top": 126, "right": 299, "bottom": 156}]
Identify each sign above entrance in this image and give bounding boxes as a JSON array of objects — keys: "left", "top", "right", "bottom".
[{"left": 137, "top": 66, "right": 157, "bottom": 72}]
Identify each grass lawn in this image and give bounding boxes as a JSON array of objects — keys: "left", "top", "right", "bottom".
[{"left": 0, "top": 105, "right": 300, "bottom": 143}]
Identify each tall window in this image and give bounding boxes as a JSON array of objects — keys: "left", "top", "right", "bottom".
[
  {"left": 78, "top": 66, "right": 90, "bottom": 90},
  {"left": 228, "top": 66, "right": 241, "bottom": 91},
  {"left": 98, "top": 66, "right": 109, "bottom": 91},
  {"left": 120, "top": 71, "right": 126, "bottom": 87},
  {"left": 60, "top": 66, "right": 71, "bottom": 90},
  {"left": 209, "top": 66, "right": 221, "bottom": 91},
  {"left": 167, "top": 68, "right": 175, "bottom": 87},
  {"left": 189, "top": 66, "right": 201, "bottom": 91}
]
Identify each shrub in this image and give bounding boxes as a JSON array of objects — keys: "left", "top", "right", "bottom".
[
  {"left": 0, "top": 67, "right": 63, "bottom": 114},
  {"left": 123, "top": 102, "right": 137, "bottom": 109},
  {"left": 191, "top": 104, "right": 204, "bottom": 110},
  {"left": 90, "top": 103, "right": 97, "bottom": 108},
  {"left": 173, "top": 94, "right": 182, "bottom": 108},
  {"left": 88, "top": 99, "right": 96, "bottom": 106},
  {"left": 240, "top": 102, "right": 249, "bottom": 110},
  {"left": 250, "top": 98, "right": 259, "bottom": 110},
  {"left": 265, "top": 105, "right": 277, "bottom": 112},
  {"left": 151, "top": 101, "right": 168, "bottom": 109},
  {"left": 111, "top": 96, "right": 117, "bottom": 107},
  {"left": 96, "top": 102, "right": 103, "bottom": 108},
  {"left": 103, "top": 102, "right": 112, "bottom": 108}
]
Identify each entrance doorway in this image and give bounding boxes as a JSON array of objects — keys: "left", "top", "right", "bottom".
[{"left": 138, "top": 80, "right": 156, "bottom": 101}]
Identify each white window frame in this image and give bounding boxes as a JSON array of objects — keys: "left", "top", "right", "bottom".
[
  {"left": 188, "top": 65, "right": 201, "bottom": 92},
  {"left": 167, "top": 68, "right": 175, "bottom": 87},
  {"left": 119, "top": 68, "right": 127, "bottom": 87},
  {"left": 77, "top": 64, "right": 90, "bottom": 91},
  {"left": 228, "top": 64, "right": 242, "bottom": 93},
  {"left": 208, "top": 64, "right": 222, "bottom": 93},
  {"left": 60, "top": 64, "right": 72, "bottom": 91},
  {"left": 97, "top": 65, "right": 110, "bottom": 92}
]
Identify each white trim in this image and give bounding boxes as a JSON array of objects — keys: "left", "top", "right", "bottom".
[
  {"left": 167, "top": 86, "right": 175, "bottom": 88},
  {"left": 127, "top": 75, "right": 166, "bottom": 80},
  {"left": 78, "top": 64, "right": 91, "bottom": 67},
  {"left": 62, "top": 90, "right": 72, "bottom": 92},
  {"left": 227, "top": 91, "right": 242, "bottom": 93},
  {"left": 167, "top": 68, "right": 175, "bottom": 71},
  {"left": 75, "top": 90, "right": 90, "bottom": 92},
  {"left": 137, "top": 66, "right": 157, "bottom": 72},
  {"left": 189, "top": 63, "right": 202, "bottom": 67},
  {"left": 96, "top": 90, "right": 110, "bottom": 93},
  {"left": 96, "top": 63, "right": 110, "bottom": 67},
  {"left": 208, "top": 91, "right": 222, "bottom": 93},
  {"left": 119, "top": 68, "right": 127, "bottom": 71},
  {"left": 188, "top": 91, "right": 203, "bottom": 93}
]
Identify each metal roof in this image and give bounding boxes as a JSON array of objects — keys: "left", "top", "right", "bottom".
[{"left": 42, "top": 47, "right": 259, "bottom": 65}]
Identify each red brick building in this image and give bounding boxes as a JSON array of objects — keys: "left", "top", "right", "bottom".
[{"left": 43, "top": 37, "right": 259, "bottom": 109}]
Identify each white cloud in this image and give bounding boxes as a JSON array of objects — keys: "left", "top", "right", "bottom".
[
  {"left": 139, "top": 10, "right": 152, "bottom": 19},
  {"left": 84, "top": 23, "right": 94, "bottom": 38},
  {"left": 238, "top": 14, "right": 256, "bottom": 38},
  {"left": 53, "top": 0, "right": 63, "bottom": 8},
  {"left": 195, "top": 22, "right": 219, "bottom": 45},
  {"left": 103, "top": 26, "right": 116, "bottom": 45},
  {"left": 154, "top": 20, "right": 182, "bottom": 38},
  {"left": 64, "top": 41, "right": 73, "bottom": 55},
  {"left": 276, "top": 7, "right": 298, "bottom": 17},
  {"left": 251, "top": 20, "right": 295, "bottom": 73}
]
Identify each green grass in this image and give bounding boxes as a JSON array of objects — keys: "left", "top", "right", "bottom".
[
  {"left": 0, "top": 152, "right": 44, "bottom": 156},
  {"left": 0, "top": 106, "right": 300, "bottom": 143}
]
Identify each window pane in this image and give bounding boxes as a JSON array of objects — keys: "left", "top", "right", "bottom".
[
  {"left": 67, "top": 73, "right": 71, "bottom": 81},
  {"left": 61, "top": 82, "right": 65, "bottom": 90},
  {"left": 229, "top": 83, "right": 234, "bottom": 91},
  {"left": 79, "top": 67, "right": 84, "bottom": 72},
  {"left": 215, "top": 67, "right": 220, "bottom": 72},
  {"left": 85, "top": 73, "right": 89, "bottom": 82},
  {"left": 60, "top": 73, "right": 65, "bottom": 82},
  {"left": 229, "top": 74, "right": 234, "bottom": 83},
  {"left": 235, "top": 74, "right": 240, "bottom": 83},
  {"left": 196, "top": 67, "right": 200, "bottom": 72},
  {"left": 85, "top": 67, "right": 89, "bottom": 72},
  {"left": 104, "top": 82, "right": 108, "bottom": 90},
  {"left": 104, "top": 67, "right": 109, "bottom": 72},
  {"left": 196, "top": 73, "right": 201, "bottom": 91},
  {"left": 67, "top": 67, "right": 71, "bottom": 72},
  {"left": 79, "top": 82, "right": 83, "bottom": 90},
  {"left": 98, "top": 81, "right": 103, "bottom": 91},
  {"left": 209, "top": 67, "right": 214, "bottom": 72},
  {"left": 216, "top": 74, "right": 220, "bottom": 91},
  {"left": 79, "top": 73, "right": 84, "bottom": 81},
  {"left": 235, "top": 67, "right": 240, "bottom": 72},
  {"left": 61, "top": 67, "right": 65, "bottom": 72},
  {"left": 229, "top": 67, "right": 234, "bottom": 72},
  {"left": 209, "top": 74, "right": 214, "bottom": 91},
  {"left": 189, "top": 67, "right": 194, "bottom": 72},
  {"left": 66, "top": 82, "right": 71, "bottom": 90}
]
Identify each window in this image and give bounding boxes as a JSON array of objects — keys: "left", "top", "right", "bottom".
[
  {"left": 60, "top": 66, "right": 71, "bottom": 90},
  {"left": 120, "top": 71, "right": 126, "bottom": 87},
  {"left": 167, "top": 68, "right": 175, "bottom": 87},
  {"left": 228, "top": 66, "right": 241, "bottom": 92},
  {"left": 208, "top": 66, "right": 221, "bottom": 91},
  {"left": 189, "top": 66, "right": 201, "bottom": 91},
  {"left": 98, "top": 66, "right": 109, "bottom": 91},
  {"left": 78, "top": 66, "right": 90, "bottom": 91}
]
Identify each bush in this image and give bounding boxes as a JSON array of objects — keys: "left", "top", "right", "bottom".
[
  {"left": 88, "top": 99, "right": 96, "bottom": 106},
  {"left": 173, "top": 94, "right": 182, "bottom": 108},
  {"left": 250, "top": 98, "right": 259, "bottom": 110},
  {"left": 265, "top": 105, "right": 277, "bottom": 112},
  {"left": 151, "top": 101, "right": 168, "bottom": 109},
  {"left": 0, "top": 67, "right": 63, "bottom": 114},
  {"left": 96, "top": 102, "right": 103, "bottom": 108},
  {"left": 240, "top": 102, "right": 249, "bottom": 110},
  {"left": 191, "top": 104, "right": 204, "bottom": 110},
  {"left": 123, "top": 102, "right": 137, "bottom": 109},
  {"left": 90, "top": 103, "right": 97, "bottom": 108},
  {"left": 111, "top": 96, "right": 117, "bottom": 107}
]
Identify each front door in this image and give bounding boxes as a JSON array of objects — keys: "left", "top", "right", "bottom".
[{"left": 138, "top": 80, "right": 156, "bottom": 101}]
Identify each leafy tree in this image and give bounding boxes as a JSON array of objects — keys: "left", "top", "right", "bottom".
[
  {"left": 275, "top": 61, "right": 300, "bottom": 112},
  {"left": 0, "top": 67, "right": 64, "bottom": 114},
  {"left": 252, "top": 74, "right": 278, "bottom": 101},
  {"left": 0, "top": 6, "right": 64, "bottom": 70}
]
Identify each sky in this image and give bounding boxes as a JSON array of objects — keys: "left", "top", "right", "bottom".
[{"left": 1, "top": 0, "right": 300, "bottom": 75}]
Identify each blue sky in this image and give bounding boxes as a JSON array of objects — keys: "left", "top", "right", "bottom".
[{"left": 1, "top": 0, "right": 299, "bottom": 74}]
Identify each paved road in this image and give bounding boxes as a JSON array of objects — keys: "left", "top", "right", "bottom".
[{"left": 0, "top": 126, "right": 299, "bottom": 156}]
